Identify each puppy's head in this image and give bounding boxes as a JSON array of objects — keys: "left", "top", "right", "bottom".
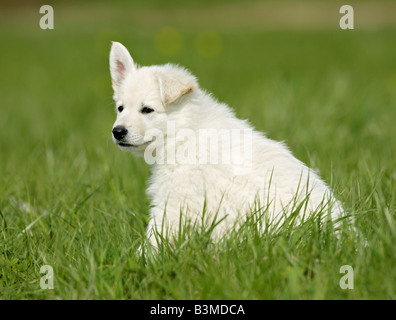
[{"left": 109, "top": 42, "right": 198, "bottom": 154}]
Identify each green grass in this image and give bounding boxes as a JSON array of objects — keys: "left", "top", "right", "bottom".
[{"left": 1, "top": 1, "right": 396, "bottom": 299}]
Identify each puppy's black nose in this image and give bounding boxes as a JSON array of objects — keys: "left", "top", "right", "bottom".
[{"left": 112, "top": 126, "right": 128, "bottom": 141}]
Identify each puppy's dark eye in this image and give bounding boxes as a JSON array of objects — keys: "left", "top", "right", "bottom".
[
  {"left": 141, "top": 106, "right": 154, "bottom": 114},
  {"left": 118, "top": 105, "right": 124, "bottom": 112}
]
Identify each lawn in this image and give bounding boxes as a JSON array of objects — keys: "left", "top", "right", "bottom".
[{"left": 0, "top": 0, "right": 395, "bottom": 299}]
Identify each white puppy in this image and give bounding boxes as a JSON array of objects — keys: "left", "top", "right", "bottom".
[{"left": 109, "top": 42, "right": 343, "bottom": 249}]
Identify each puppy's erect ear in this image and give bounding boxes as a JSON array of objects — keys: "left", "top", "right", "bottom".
[
  {"left": 109, "top": 42, "right": 137, "bottom": 92},
  {"left": 156, "top": 64, "right": 198, "bottom": 106}
]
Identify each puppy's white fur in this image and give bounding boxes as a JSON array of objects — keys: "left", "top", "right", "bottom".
[{"left": 109, "top": 42, "right": 343, "bottom": 248}]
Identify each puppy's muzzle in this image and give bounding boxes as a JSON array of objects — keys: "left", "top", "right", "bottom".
[{"left": 112, "top": 125, "right": 128, "bottom": 141}]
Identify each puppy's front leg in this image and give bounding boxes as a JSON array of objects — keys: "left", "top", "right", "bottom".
[{"left": 136, "top": 218, "right": 159, "bottom": 256}]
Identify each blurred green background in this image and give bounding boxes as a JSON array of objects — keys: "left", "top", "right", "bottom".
[{"left": 1, "top": 0, "right": 396, "bottom": 299}]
